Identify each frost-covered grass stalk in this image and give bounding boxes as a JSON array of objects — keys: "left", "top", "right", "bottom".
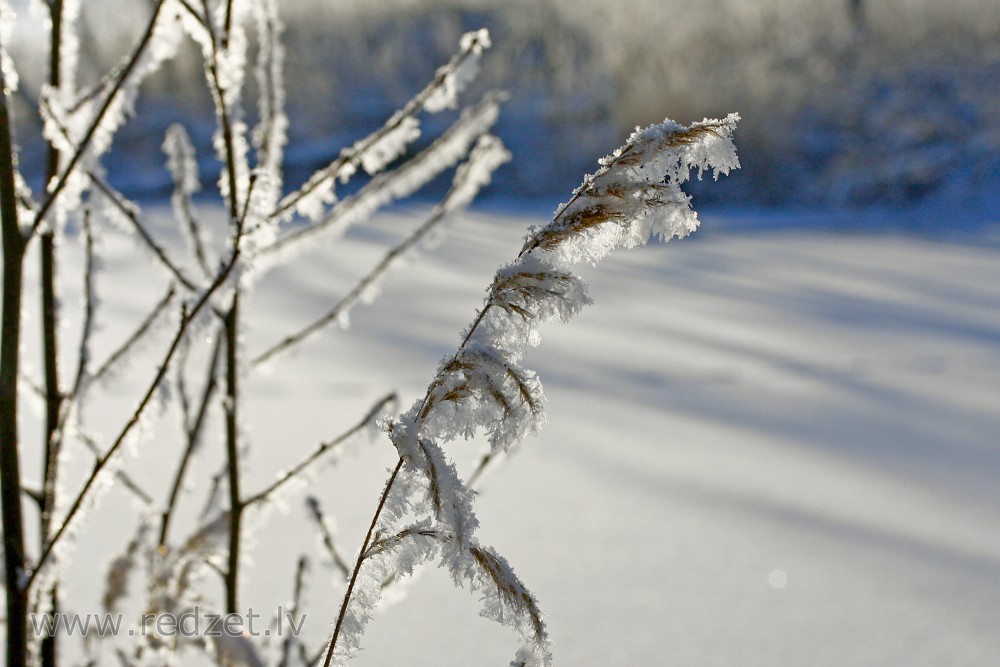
[{"left": 321, "top": 115, "right": 739, "bottom": 667}]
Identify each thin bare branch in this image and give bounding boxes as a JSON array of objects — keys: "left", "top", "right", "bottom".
[
  {"left": 164, "top": 124, "right": 213, "bottom": 279},
  {"left": 243, "top": 392, "right": 396, "bottom": 507},
  {"left": 26, "top": 208, "right": 250, "bottom": 589},
  {"left": 322, "top": 457, "right": 404, "bottom": 667},
  {"left": 263, "top": 92, "right": 503, "bottom": 258},
  {"left": 89, "top": 284, "right": 178, "bottom": 387},
  {"left": 29, "top": 0, "right": 171, "bottom": 240},
  {"left": 304, "top": 497, "right": 350, "bottom": 579},
  {"left": 76, "top": 432, "right": 154, "bottom": 507},
  {"left": 278, "top": 556, "right": 309, "bottom": 667},
  {"left": 71, "top": 212, "right": 97, "bottom": 398},
  {"left": 159, "top": 331, "right": 224, "bottom": 547},
  {"left": 223, "top": 292, "right": 241, "bottom": 614},
  {"left": 198, "top": 0, "right": 243, "bottom": 224},
  {"left": 90, "top": 177, "right": 198, "bottom": 290}
]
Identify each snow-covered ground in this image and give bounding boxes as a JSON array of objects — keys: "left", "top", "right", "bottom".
[{"left": 36, "top": 205, "right": 1000, "bottom": 665}]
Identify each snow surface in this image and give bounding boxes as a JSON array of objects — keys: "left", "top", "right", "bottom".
[{"left": 32, "top": 206, "right": 1000, "bottom": 666}]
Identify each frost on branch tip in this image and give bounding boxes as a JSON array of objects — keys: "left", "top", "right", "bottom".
[
  {"left": 424, "top": 28, "right": 492, "bottom": 113},
  {"left": 277, "top": 27, "right": 493, "bottom": 223}
]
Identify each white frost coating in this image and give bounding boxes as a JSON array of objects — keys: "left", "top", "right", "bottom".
[
  {"left": 90, "top": 284, "right": 177, "bottom": 388},
  {"left": 164, "top": 124, "right": 201, "bottom": 196},
  {"left": 424, "top": 29, "right": 491, "bottom": 113},
  {"left": 251, "top": 0, "right": 287, "bottom": 205},
  {"left": 213, "top": 118, "right": 251, "bottom": 214},
  {"left": 186, "top": 1, "right": 252, "bottom": 216},
  {"left": 49, "top": 0, "right": 184, "bottom": 160},
  {"left": 329, "top": 519, "right": 439, "bottom": 665},
  {"left": 287, "top": 169, "right": 336, "bottom": 222},
  {"left": 358, "top": 116, "right": 420, "bottom": 175},
  {"left": 14, "top": 171, "right": 37, "bottom": 229},
  {"left": 261, "top": 93, "right": 503, "bottom": 269},
  {"left": 275, "top": 28, "right": 491, "bottom": 224},
  {"left": 336, "top": 114, "right": 739, "bottom": 665},
  {"left": 89, "top": 177, "right": 140, "bottom": 233},
  {"left": 211, "top": 0, "right": 251, "bottom": 111},
  {"left": 442, "top": 133, "right": 511, "bottom": 212},
  {"left": 38, "top": 0, "right": 186, "bottom": 230},
  {"left": 269, "top": 134, "right": 509, "bottom": 353},
  {"left": 0, "top": 0, "right": 20, "bottom": 92},
  {"left": 55, "top": 0, "right": 82, "bottom": 96},
  {"left": 163, "top": 123, "right": 212, "bottom": 275}
]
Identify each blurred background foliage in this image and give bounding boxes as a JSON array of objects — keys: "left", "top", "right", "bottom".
[{"left": 9, "top": 0, "right": 1000, "bottom": 209}]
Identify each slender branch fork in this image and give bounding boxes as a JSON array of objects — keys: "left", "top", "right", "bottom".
[
  {"left": 28, "top": 0, "right": 170, "bottom": 241},
  {"left": 25, "top": 216, "right": 249, "bottom": 591},
  {"left": 195, "top": 0, "right": 250, "bottom": 615}
]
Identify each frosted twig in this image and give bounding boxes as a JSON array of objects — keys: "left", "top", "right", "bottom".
[
  {"left": 199, "top": 465, "right": 227, "bottom": 525},
  {"left": 243, "top": 392, "right": 397, "bottom": 507},
  {"left": 29, "top": 0, "right": 171, "bottom": 240},
  {"left": 263, "top": 92, "right": 503, "bottom": 260},
  {"left": 163, "top": 124, "right": 213, "bottom": 279},
  {"left": 89, "top": 284, "right": 178, "bottom": 387},
  {"left": 159, "top": 331, "right": 224, "bottom": 547},
  {"left": 71, "top": 211, "right": 96, "bottom": 398},
  {"left": 26, "top": 194, "right": 253, "bottom": 589},
  {"left": 304, "top": 497, "right": 350, "bottom": 579},
  {"left": 278, "top": 556, "right": 309, "bottom": 667},
  {"left": 90, "top": 176, "right": 198, "bottom": 290},
  {"left": 35, "top": 100, "right": 198, "bottom": 289},
  {"left": 76, "top": 432, "right": 154, "bottom": 507},
  {"left": 251, "top": 0, "right": 285, "bottom": 183},
  {"left": 271, "top": 29, "right": 491, "bottom": 222},
  {"left": 323, "top": 458, "right": 404, "bottom": 667},
  {"left": 253, "top": 135, "right": 509, "bottom": 367}
]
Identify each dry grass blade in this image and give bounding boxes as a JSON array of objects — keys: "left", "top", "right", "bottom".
[
  {"left": 536, "top": 204, "right": 625, "bottom": 251},
  {"left": 468, "top": 545, "right": 546, "bottom": 640}
]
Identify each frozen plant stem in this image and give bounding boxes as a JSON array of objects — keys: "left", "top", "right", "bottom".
[
  {"left": 1, "top": 27, "right": 28, "bottom": 667},
  {"left": 242, "top": 393, "right": 398, "bottom": 508},
  {"left": 224, "top": 293, "right": 242, "bottom": 614},
  {"left": 29, "top": 0, "right": 169, "bottom": 239},
  {"left": 26, "top": 221, "right": 250, "bottom": 591},
  {"left": 278, "top": 556, "right": 310, "bottom": 667},
  {"left": 40, "top": 6, "right": 67, "bottom": 662},
  {"left": 159, "top": 332, "right": 224, "bottom": 547},
  {"left": 322, "top": 115, "right": 739, "bottom": 665},
  {"left": 323, "top": 458, "right": 405, "bottom": 667}
]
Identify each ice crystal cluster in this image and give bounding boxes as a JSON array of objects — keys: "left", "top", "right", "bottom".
[{"left": 329, "top": 115, "right": 740, "bottom": 666}]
